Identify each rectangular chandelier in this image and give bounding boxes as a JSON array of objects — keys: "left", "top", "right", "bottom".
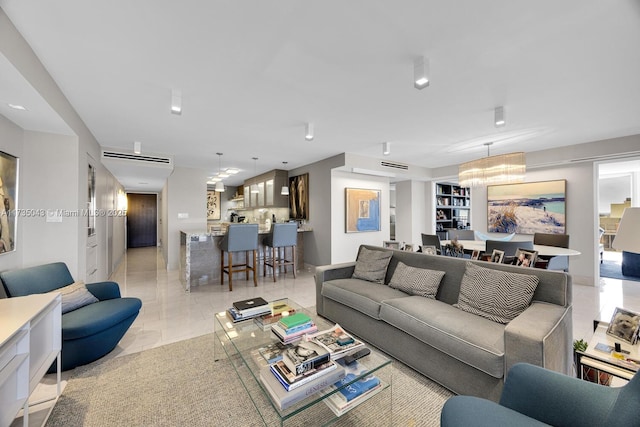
[{"left": 458, "top": 152, "right": 526, "bottom": 187}]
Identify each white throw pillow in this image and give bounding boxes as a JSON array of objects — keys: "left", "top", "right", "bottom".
[{"left": 52, "top": 281, "right": 99, "bottom": 314}]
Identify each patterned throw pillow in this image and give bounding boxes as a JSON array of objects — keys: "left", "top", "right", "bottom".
[
  {"left": 352, "top": 247, "right": 393, "bottom": 284},
  {"left": 52, "top": 281, "right": 99, "bottom": 314},
  {"left": 389, "top": 262, "right": 445, "bottom": 299},
  {"left": 454, "top": 262, "right": 539, "bottom": 324}
]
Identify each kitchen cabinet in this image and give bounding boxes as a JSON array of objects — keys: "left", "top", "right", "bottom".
[{"left": 243, "top": 169, "right": 289, "bottom": 208}]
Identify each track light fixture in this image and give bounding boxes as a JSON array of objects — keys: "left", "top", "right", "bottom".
[
  {"left": 414, "top": 56, "right": 429, "bottom": 89},
  {"left": 382, "top": 142, "right": 391, "bottom": 156},
  {"left": 133, "top": 141, "right": 141, "bottom": 154},
  {"left": 494, "top": 106, "right": 505, "bottom": 127},
  {"left": 305, "top": 122, "right": 314, "bottom": 141}
]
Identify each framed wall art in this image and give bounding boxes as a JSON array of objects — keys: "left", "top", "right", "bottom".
[
  {"left": 345, "top": 187, "right": 381, "bottom": 233},
  {"left": 487, "top": 180, "right": 566, "bottom": 234},
  {"left": 0, "top": 151, "right": 18, "bottom": 254},
  {"left": 289, "top": 173, "right": 309, "bottom": 220},
  {"left": 207, "top": 190, "right": 221, "bottom": 220}
]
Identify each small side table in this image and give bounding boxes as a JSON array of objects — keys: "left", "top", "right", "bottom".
[{"left": 575, "top": 320, "right": 639, "bottom": 384}]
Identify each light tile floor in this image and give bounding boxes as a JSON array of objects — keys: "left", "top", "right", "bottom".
[{"left": 23, "top": 247, "right": 639, "bottom": 425}]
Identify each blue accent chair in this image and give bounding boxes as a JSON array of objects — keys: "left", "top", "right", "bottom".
[
  {"left": 441, "top": 363, "right": 640, "bottom": 427},
  {"left": 0, "top": 262, "right": 142, "bottom": 372}
]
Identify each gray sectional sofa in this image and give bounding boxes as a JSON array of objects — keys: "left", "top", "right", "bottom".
[{"left": 315, "top": 245, "right": 573, "bottom": 401}]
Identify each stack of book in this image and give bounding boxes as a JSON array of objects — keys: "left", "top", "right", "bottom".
[
  {"left": 254, "top": 301, "right": 296, "bottom": 331},
  {"left": 259, "top": 340, "right": 346, "bottom": 410},
  {"left": 320, "top": 358, "right": 385, "bottom": 416},
  {"left": 306, "top": 324, "right": 365, "bottom": 359},
  {"left": 271, "top": 312, "right": 317, "bottom": 344},
  {"left": 226, "top": 297, "right": 271, "bottom": 322}
]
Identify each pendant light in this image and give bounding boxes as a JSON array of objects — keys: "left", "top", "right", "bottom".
[
  {"left": 281, "top": 161, "right": 289, "bottom": 195},
  {"left": 214, "top": 153, "right": 225, "bottom": 192},
  {"left": 250, "top": 157, "right": 259, "bottom": 193}
]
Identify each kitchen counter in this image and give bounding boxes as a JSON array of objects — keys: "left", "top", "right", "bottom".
[{"left": 179, "top": 227, "right": 312, "bottom": 292}]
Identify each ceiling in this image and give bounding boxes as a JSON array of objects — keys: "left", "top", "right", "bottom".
[{"left": 1, "top": 1, "right": 640, "bottom": 191}]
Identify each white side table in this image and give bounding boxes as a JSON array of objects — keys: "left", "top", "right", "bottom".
[{"left": 0, "top": 293, "right": 62, "bottom": 427}]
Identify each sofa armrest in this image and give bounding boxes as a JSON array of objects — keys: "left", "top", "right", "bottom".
[
  {"left": 314, "top": 262, "right": 356, "bottom": 316},
  {"left": 504, "top": 302, "right": 572, "bottom": 376},
  {"left": 499, "top": 363, "right": 616, "bottom": 426},
  {"left": 86, "top": 281, "right": 122, "bottom": 300}
]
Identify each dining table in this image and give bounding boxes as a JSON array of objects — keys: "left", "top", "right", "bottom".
[{"left": 440, "top": 240, "right": 581, "bottom": 257}]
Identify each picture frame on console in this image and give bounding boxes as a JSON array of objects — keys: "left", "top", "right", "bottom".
[
  {"left": 490, "top": 249, "right": 505, "bottom": 263},
  {"left": 383, "top": 240, "right": 400, "bottom": 249},
  {"left": 514, "top": 249, "right": 538, "bottom": 268},
  {"left": 0, "top": 151, "right": 18, "bottom": 254},
  {"left": 606, "top": 307, "right": 640, "bottom": 344},
  {"left": 422, "top": 245, "right": 437, "bottom": 255}
]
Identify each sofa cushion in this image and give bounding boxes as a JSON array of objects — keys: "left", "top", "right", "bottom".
[
  {"left": 52, "top": 281, "right": 99, "bottom": 314},
  {"left": 62, "top": 297, "right": 142, "bottom": 340},
  {"left": 352, "top": 247, "right": 393, "bottom": 284},
  {"left": 388, "top": 261, "right": 445, "bottom": 299},
  {"left": 380, "top": 296, "right": 506, "bottom": 378},
  {"left": 455, "top": 262, "right": 539, "bottom": 324},
  {"left": 322, "top": 278, "right": 409, "bottom": 319}
]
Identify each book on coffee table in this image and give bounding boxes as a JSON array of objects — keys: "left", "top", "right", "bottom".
[
  {"left": 270, "top": 359, "right": 338, "bottom": 392},
  {"left": 259, "top": 362, "right": 345, "bottom": 410},
  {"left": 282, "top": 340, "right": 330, "bottom": 375},
  {"left": 305, "top": 324, "right": 365, "bottom": 359},
  {"left": 232, "top": 297, "right": 270, "bottom": 317},
  {"left": 320, "top": 359, "right": 385, "bottom": 416}
]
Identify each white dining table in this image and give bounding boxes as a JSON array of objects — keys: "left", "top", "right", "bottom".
[{"left": 440, "top": 240, "right": 581, "bottom": 257}]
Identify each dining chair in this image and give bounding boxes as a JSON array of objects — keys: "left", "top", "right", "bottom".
[{"left": 533, "top": 232, "right": 570, "bottom": 271}]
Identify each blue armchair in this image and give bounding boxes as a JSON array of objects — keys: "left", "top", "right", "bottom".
[
  {"left": 0, "top": 262, "right": 142, "bottom": 371},
  {"left": 441, "top": 363, "right": 640, "bottom": 426}
]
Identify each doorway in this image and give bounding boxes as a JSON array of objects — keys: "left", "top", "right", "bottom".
[{"left": 127, "top": 193, "right": 157, "bottom": 248}]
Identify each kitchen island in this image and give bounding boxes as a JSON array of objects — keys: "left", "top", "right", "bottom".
[{"left": 179, "top": 226, "right": 312, "bottom": 291}]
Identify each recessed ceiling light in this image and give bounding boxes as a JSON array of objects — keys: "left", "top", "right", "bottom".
[
  {"left": 8, "top": 103, "right": 27, "bottom": 111},
  {"left": 218, "top": 173, "right": 229, "bottom": 178},
  {"left": 225, "top": 168, "right": 239, "bottom": 174},
  {"left": 138, "top": 182, "right": 148, "bottom": 185}
]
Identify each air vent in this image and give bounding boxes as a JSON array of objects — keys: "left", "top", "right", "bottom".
[
  {"left": 380, "top": 161, "right": 409, "bottom": 170},
  {"left": 568, "top": 151, "right": 640, "bottom": 163},
  {"left": 102, "top": 150, "right": 173, "bottom": 166}
]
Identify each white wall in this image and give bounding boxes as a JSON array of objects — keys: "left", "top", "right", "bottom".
[
  {"left": 394, "top": 180, "right": 429, "bottom": 248},
  {"left": 21, "top": 131, "right": 79, "bottom": 272},
  {"left": 165, "top": 167, "right": 208, "bottom": 270},
  {"left": 331, "top": 170, "right": 390, "bottom": 264}
]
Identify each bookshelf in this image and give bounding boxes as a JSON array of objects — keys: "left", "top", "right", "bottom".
[{"left": 435, "top": 182, "right": 471, "bottom": 231}]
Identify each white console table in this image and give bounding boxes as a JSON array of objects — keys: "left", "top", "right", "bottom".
[{"left": 0, "top": 293, "right": 62, "bottom": 427}]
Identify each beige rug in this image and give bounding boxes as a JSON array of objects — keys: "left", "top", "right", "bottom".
[{"left": 45, "top": 334, "right": 453, "bottom": 426}]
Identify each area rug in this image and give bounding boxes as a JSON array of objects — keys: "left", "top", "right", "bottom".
[
  {"left": 45, "top": 334, "right": 453, "bottom": 427},
  {"left": 600, "top": 260, "right": 640, "bottom": 282}
]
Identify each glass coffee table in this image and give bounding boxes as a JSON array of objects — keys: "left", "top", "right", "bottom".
[{"left": 213, "top": 298, "right": 393, "bottom": 426}]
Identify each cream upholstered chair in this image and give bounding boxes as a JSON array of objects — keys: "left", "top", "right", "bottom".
[
  {"left": 219, "top": 223, "right": 259, "bottom": 291},
  {"left": 262, "top": 222, "right": 298, "bottom": 282}
]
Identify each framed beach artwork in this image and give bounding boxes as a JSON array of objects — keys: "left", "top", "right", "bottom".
[
  {"left": 487, "top": 180, "right": 566, "bottom": 234},
  {"left": 345, "top": 188, "right": 381, "bottom": 233},
  {"left": 0, "top": 151, "right": 18, "bottom": 254}
]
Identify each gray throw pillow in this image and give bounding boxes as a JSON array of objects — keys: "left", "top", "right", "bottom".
[
  {"left": 51, "top": 281, "right": 99, "bottom": 314},
  {"left": 454, "top": 262, "right": 539, "bottom": 324},
  {"left": 352, "top": 247, "right": 393, "bottom": 284},
  {"left": 389, "top": 261, "right": 445, "bottom": 299}
]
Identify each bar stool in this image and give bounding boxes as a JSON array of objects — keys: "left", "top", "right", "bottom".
[
  {"left": 262, "top": 222, "right": 298, "bottom": 282},
  {"left": 219, "top": 223, "right": 259, "bottom": 291}
]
